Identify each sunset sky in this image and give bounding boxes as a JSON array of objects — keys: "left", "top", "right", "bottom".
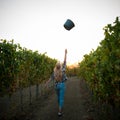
[{"left": 0, "top": 0, "right": 120, "bottom": 65}]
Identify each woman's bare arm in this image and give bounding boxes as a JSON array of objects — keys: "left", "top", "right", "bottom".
[{"left": 64, "top": 49, "right": 67, "bottom": 63}]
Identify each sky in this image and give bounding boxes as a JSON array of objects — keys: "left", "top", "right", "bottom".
[{"left": 0, "top": 0, "right": 120, "bottom": 65}]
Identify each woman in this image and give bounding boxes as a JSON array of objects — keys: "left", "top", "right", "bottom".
[{"left": 46, "top": 49, "right": 67, "bottom": 116}]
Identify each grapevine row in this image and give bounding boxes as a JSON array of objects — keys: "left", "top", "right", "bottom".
[
  {"left": 78, "top": 17, "right": 120, "bottom": 107},
  {"left": 0, "top": 39, "right": 57, "bottom": 96}
]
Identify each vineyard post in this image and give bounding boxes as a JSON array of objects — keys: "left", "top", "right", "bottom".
[
  {"left": 19, "top": 83, "right": 23, "bottom": 111},
  {"left": 36, "top": 83, "right": 39, "bottom": 100}
]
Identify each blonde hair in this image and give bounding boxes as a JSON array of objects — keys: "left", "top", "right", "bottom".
[{"left": 54, "top": 62, "right": 62, "bottom": 82}]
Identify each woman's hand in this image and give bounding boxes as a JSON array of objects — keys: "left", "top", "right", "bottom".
[{"left": 44, "top": 78, "right": 50, "bottom": 88}]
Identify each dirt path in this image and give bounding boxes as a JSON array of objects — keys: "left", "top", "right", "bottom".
[
  {"left": 13, "top": 77, "right": 94, "bottom": 120},
  {"left": 34, "top": 77, "right": 90, "bottom": 120}
]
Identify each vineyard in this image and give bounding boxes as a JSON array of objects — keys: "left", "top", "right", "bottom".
[
  {"left": 0, "top": 17, "right": 120, "bottom": 119},
  {"left": 78, "top": 17, "right": 120, "bottom": 107}
]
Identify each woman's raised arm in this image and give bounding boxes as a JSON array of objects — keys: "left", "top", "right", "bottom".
[{"left": 63, "top": 49, "right": 67, "bottom": 68}]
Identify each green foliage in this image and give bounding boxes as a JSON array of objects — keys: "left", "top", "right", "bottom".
[
  {"left": 0, "top": 39, "right": 57, "bottom": 96},
  {"left": 0, "top": 40, "right": 19, "bottom": 95},
  {"left": 78, "top": 17, "right": 120, "bottom": 106}
]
